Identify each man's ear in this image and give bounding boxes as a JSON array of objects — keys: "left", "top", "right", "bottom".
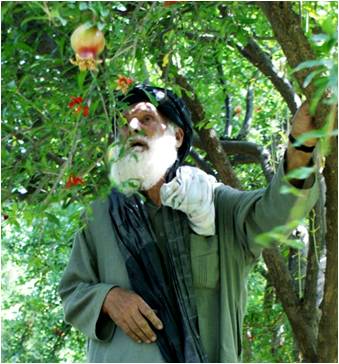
[{"left": 175, "top": 127, "right": 184, "bottom": 148}]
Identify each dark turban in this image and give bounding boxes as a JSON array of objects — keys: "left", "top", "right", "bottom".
[{"left": 115, "top": 84, "right": 193, "bottom": 165}]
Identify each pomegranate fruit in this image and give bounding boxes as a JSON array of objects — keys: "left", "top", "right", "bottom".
[{"left": 70, "top": 23, "right": 105, "bottom": 71}]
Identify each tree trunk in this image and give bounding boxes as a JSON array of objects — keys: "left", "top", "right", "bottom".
[
  {"left": 263, "top": 247, "right": 318, "bottom": 362},
  {"left": 317, "top": 123, "right": 338, "bottom": 363},
  {"left": 259, "top": 2, "right": 338, "bottom": 362}
]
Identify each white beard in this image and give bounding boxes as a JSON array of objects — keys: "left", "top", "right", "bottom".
[{"left": 108, "top": 128, "right": 178, "bottom": 193}]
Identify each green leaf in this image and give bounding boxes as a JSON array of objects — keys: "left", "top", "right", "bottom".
[
  {"left": 285, "top": 166, "right": 315, "bottom": 181},
  {"left": 255, "top": 220, "right": 301, "bottom": 247},
  {"left": 284, "top": 239, "right": 304, "bottom": 249},
  {"left": 303, "top": 69, "right": 323, "bottom": 88},
  {"left": 310, "top": 83, "right": 327, "bottom": 114},
  {"left": 293, "top": 128, "right": 338, "bottom": 146},
  {"left": 79, "top": 2, "right": 88, "bottom": 10},
  {"left": 320, "top": 17, "right": 338, "bottom": 35},
  {"left": 292, "top": 59, "right": 333, "bottom": 73},
  {"left": 45, "top": 213, "right": 60, "bottom": 225},
  {"left": 311, "top": 33, "right": 330, "bottom": 44},
  {"left": 280, "top": 184, "right": 304, "bottom": 197},
  {"left": 99, "top": 6, "right": 109, "bottom": 17},
  {"left": 21, "top": 15, "right": 49, "bottom": 26}
]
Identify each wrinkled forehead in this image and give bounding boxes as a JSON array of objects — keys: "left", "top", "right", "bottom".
[{"left": 124, "top": 102, "right": 158, "bottom": 116}]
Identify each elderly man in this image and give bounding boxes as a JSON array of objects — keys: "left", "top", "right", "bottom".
[{"left": 59, "top": 85, "right": 319, "bottom": 363}]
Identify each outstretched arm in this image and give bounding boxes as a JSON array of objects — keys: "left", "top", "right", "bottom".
[{"left": 286, "top": 102, "right": 317, "bottom": 175}]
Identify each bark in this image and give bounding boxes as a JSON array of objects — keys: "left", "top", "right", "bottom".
[
  {"left": 224, "top": 95, "right": 232, "bottom": 138},
  {"left": 231, "top": 154, "right": 261, "bottom": 165},
  {"left": 263, "top": 247, "right": 318, "bottom": 362},
  {"left": 237, "top": 37, "right": 300, "bottom": 114},
  {"left": 236, "top": 87, "right": 254, "bottom": 140},
  {"left": 198, "top": 127, "right": 241, "bottom": 188},
  {"left": 317, "top": 124, "right": 338, "bottom": 363},
  {"left": 174, "top": 74, "right": 241, "bottom": 188},
  {"left": 193, "top": 136, "right": 274, "bottom": 181},
  {"left": 189, "top": 149, "right": 218, "bottom": 178},
  {"left": 258, "top": 1, "right": 330, "bottom": 129},
  {"left": 303, "top": 214, "right": 320, "bottom": 322},
  {"left": 263, "top": 283, "right": 286, "bottom": 361},
  {"left": 259, "top": 3, "right": 338, "bottom": 362},
  {"left": 302, "top": 178, "right": 326, "bottom": 328},
  {"left": 216, "top": 62, "right": 233, "bottom": 138}
]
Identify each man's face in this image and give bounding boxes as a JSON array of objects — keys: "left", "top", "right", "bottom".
[
  {"left": 121, "top": 102, "right": 169, "bottom": 148},
  {"left": 109, "top": 102, "right": 183, "bottom": 191}
]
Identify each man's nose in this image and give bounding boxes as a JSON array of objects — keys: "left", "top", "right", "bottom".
[{"left": 128, "top": 117, "right": 141, "bottom": 134}]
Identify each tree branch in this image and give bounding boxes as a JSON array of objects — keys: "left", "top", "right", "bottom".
[
  {"left": 262, "top": 246, "right": 318, "bottom": 362},
  {"left": 302, "top": 209, "right": 320, "bottom": 334},
  {"left": 237, "top": 37, "right": 300, "bottom": 114},
  {"left": 303, "top": 174, "right": 326, "bottom": 313},
  {"left": 236, "top": 87, "right": 254, "bottom": 140},
  {"left": 193, "top": 135, "right": 274, "bottom": 181},
  {"left": 189, "top": 149, "right": 218, "bottom": 178},
  {"left": 174, "top": 74, "right": 241, "bottom": 188},
  {"left": 216, "top": 62, "right": 233, "bottom": 138},
  {"left": 317, "top": 131, "right": 338, "bottom": 363},
  {"left": 258, "top": 2, "right": 330, "bottom": 128},
  {"left": 224, "top": 95, "right": 232, "bottom": 138}
]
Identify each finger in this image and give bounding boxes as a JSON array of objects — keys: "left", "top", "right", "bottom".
[
  {"left": 138, "top": 301, "right": 163, "bottom": 330},
  {"left": 301, "top": 102, "right": 310, "bottom": 115},
  {"left": 121, "top": 321, "right": 143, "bottom": 344},
  {"left": 130, "top": 312, "right": 155, "bottom": 343}
]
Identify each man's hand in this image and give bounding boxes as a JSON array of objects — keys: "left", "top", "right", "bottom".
[
  {"left": 287, "top": 102, "right": 317, "bottom": 172},
  {"left": 102, "top": 287, "right": 163, "bottom": 344},
  {"left": 290, "top": 102, "right": 318, "bottom": 146}
]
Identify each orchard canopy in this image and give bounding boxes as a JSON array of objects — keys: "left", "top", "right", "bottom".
[{"left": 1, "top": 2, "right": 337, "bottom": 363}]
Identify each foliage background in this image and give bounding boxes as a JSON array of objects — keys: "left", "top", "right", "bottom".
[{"left": 1, "top": 1, "right": 337, "bottom": 363}]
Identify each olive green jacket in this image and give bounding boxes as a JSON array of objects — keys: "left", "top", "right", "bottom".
[{"left": 59, "top": 162, "right": 318, "bottom": 362}]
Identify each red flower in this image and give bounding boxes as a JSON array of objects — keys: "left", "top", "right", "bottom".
[
  {"left": 117, "top": 75, "right": 133, "bottom": 87},
  {"left": 66, "top": 174, "right": 85, "bottom": 189},
  {"left": 82, "top": 105, "right": 89, "bottom": 117},
  {"left": 68, "top": 96, "right": 83, "bottom": 109},
  {"left": 116, "top": 75, "right": 133, "bottom": 94},
  {"left": 164, "top": 1, "right": 179, "bottom": 6},
  {"left": 68, "top": 96, "right": 90, "bottom": 117}
]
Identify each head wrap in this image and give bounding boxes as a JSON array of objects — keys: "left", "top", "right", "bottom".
[{"left": 114, "top": 84, "right": 193, "bottom": 166}]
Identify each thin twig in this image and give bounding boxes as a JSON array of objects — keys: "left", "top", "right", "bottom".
[{"left": 42, "top": 118, "right": 81, "bottom": 206}]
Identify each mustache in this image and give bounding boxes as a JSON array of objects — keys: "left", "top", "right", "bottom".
[{"left": 127, "top": 136, "right": 149, "bottom": 150}]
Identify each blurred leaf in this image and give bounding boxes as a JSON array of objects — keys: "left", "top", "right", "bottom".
[
  {"left": 285, "top": 166, "right": 315, "bottom": 181},
  {"left": 293, "top": 128, "right": 338, "bottom": 146},
  {"left": 292, "top": 59, "right": 333, "bottom": 73},
  {"left": 77, "top": 71, "right": 88, "bottom": 91},
  {"left": 45, "top": 213, "right": 60, "bottom": 225}
]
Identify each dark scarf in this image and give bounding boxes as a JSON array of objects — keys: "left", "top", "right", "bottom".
[{"left": 108, "top": 188, "right": 208, "bottom": 363}]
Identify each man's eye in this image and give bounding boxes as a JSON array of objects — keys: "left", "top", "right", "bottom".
[{"left": 143, "top": 115, "right": 153, "bottom": 122}]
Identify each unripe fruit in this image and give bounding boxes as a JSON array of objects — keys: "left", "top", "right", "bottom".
[
  {"left": 234, "top": 105, "right": 242, "bottom": 114},
  {"left": 70, "top": 23, "right": 105, "bottom": 71}
]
